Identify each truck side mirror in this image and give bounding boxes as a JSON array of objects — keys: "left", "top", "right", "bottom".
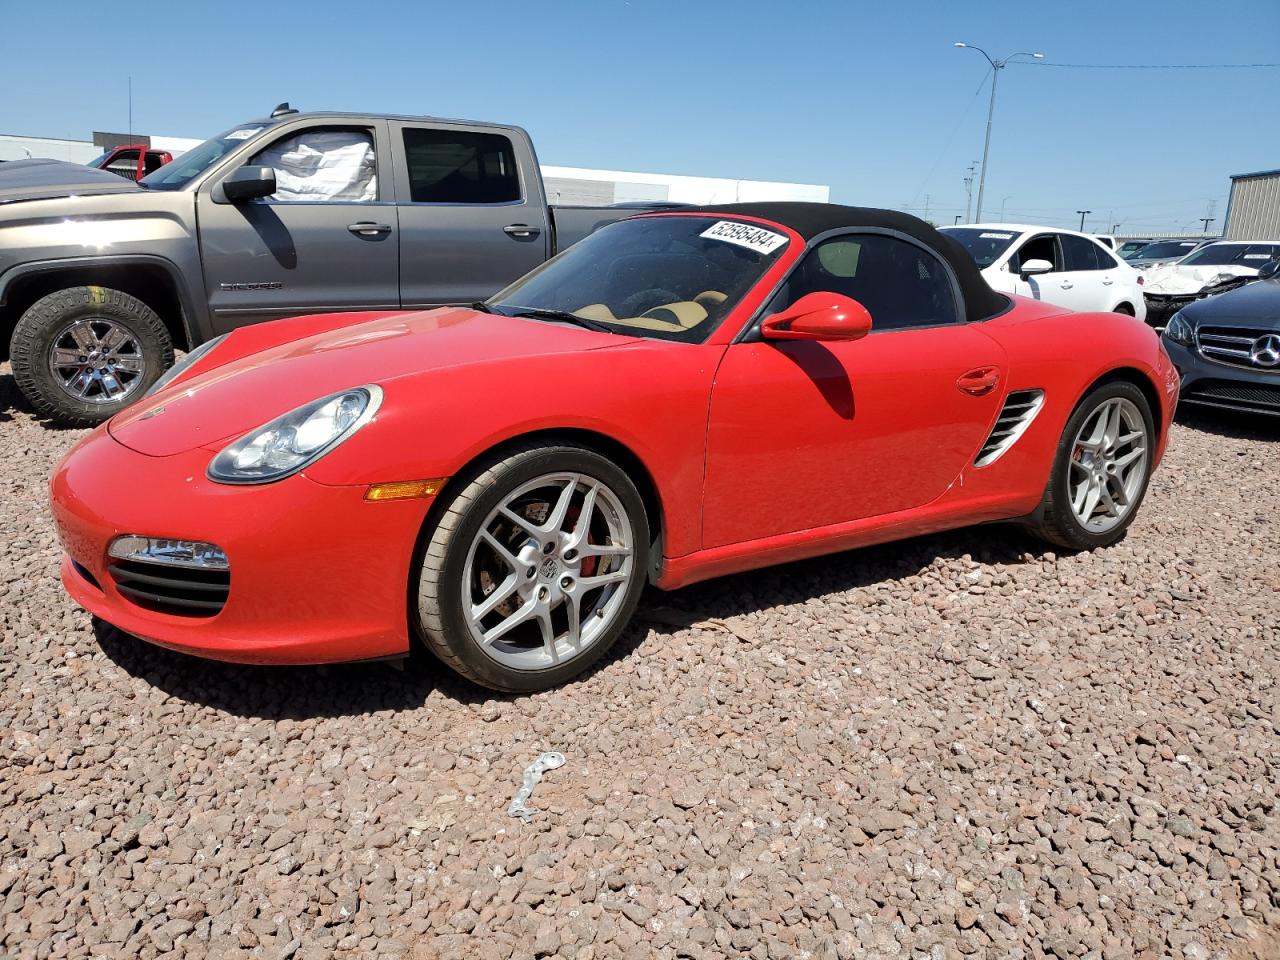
[{"left": 222, "top": 166, "right": 277, "bottom": 203}]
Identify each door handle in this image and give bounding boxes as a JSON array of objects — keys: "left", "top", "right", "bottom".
[
  {"left": 348, "top": 222, "right": 392, "bottom": 236},
  {"left": 503, "top": 223, "right": 541, "bottom": 238},
  {"left": 956, "top": 367, "right": 1000, "bottom": 397},
  {"left": 1060, "top": 281, "right": 1074, "bottom": 289},
  {"left": 1102, "top": 278, "right": 1114, "bottom": 285}
]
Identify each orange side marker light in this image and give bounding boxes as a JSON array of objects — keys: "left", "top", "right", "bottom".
[{"left": 365, "top": 479, "right": 446, "bottom": 502}]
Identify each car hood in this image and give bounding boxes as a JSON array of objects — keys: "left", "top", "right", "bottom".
[
  {"left": 0, "top": 158, "right": 142, "bottom": 204},
  {"left": 108, "top": 307, "right": 639, "bottom": 457},
  {"left": 1182, "top": 279, "right": 1280, "bottom": 326},
  {"left": 1143, "top": 262, "right": 1260, "bottom": 296}
]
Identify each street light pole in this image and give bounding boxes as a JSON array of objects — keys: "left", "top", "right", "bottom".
[
  {"left": 1000, "top": 195, "right": 1013, "bottom": 220},
  {"left": 1199, "top": 217, "right": 1215, "bottom": 234},
  {"left": 955, "top": 43, "right": 1044, "bottom": 222},
  {"left": 1077, "top": 210, "right": 1091, "bottom": 231}
]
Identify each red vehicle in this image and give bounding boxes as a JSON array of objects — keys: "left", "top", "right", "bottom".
[
  {"left": 86, "top": 144, "right": 173, "bottom": 181},
  {"left": 50, "top": 203, "right": 1178, "bottom": 691}
]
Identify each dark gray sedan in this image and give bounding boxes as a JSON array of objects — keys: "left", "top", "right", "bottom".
[{"left": 1162, "top": 263, "right": 1280, "bottom": 416}]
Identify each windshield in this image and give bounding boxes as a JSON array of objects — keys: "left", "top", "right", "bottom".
[
  {"left": 86, "top": 151, "right": 111, "bottom": 169},
  {"left": 939, "top": 227, "right": 1020, "bottom": 268},
  {"left": 1132, "top": 241, "right": 1198, "bottom": 260},
  {"left": 489, "top": 216, "right": 790, "bottom": 343},
  {"left": 1181, "top": 243, "right": 1280, "bottom": 267},
  {"left": 139, "top": 124, "right": 270, "bottom": 190}
]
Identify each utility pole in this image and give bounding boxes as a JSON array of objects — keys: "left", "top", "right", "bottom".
[
  {"left": 955, "top": 43, "right": 1045, "bottom": 222},
  {"left": 1076, "top": 210, "right": 1091, "bottom": 231},
  {"left": 923, "top": 194, "right": 931, "bottom": 221},
  {"left": 127, "top": 76, "right": 133, "bottom": 140},
  {"left": 1201, "top": 199, "right": 1217, "bottom": 235},
  {"left": 963, "top": 161, "right": 979, "bottom": 224}
]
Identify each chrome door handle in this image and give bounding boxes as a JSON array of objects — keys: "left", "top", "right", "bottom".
[
  {"left": 503, "top": 223, "right": 541, "bottom": 238},
  {"left": 1102, "top": 278, "right": 1114, "bottom": 285},
  {"left": 348, "top": 222, "right": 392, "bottom": 236},
  {"left": 1060, "top": 281, "right": 1074, "bottom": 289}
]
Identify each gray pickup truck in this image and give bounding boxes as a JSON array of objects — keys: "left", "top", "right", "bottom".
[{"left": 0, "top": 106, "right": 655, "bottom": 425}]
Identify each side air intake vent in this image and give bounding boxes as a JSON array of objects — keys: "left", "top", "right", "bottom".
[{"left": 975, "top": 390, "right": 1044, "bottom": 467}]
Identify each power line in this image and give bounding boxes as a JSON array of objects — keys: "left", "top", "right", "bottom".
[{"left": 1016, "top": 60, "right": 1280, "bottom": 70}]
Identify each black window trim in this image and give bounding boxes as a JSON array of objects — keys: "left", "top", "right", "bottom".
[
  {"left": 734, "top": 226, "right": 967, "bottom": 343},
  {"left": 396, "top": 124, "right": 527, "bottom": 208},
  {"left": 242, "top": 123, "right": 387, "bottom": 206}
]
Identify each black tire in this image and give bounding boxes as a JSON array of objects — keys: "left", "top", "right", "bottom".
[
  {"left": 416, "top": 442, "right": 650, "bottom": 692},
  {"left": 9, "top": 286, "right": 173, "bottom": 427},
  {"left": 1026, "top": 380, "right": 1155, "bottom": 550}
]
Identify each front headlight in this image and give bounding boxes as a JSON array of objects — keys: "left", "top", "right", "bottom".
[
  {"left": 1164, "top": 311, "right": 1194, "bottom": 345},
  {"left": 144, "top": 334, "right": 229, "bottom": 399},
  {"left": 207, "top": 385, "right": 383, "bottom": 484}
]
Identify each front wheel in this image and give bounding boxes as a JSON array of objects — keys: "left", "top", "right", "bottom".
[
  {"left": 9, "top": 286, "right": 173, "bottom": 426},
  {"left": 1027, "top": 381, "right": 1155, "bottom": 550},
  {"left": 416, "top": 443, "right": 650, "bottom": 692}
]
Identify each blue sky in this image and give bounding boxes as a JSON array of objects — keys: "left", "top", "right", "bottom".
[{"left": 4, "top": 0, "right": 1278, "bottom": 232}]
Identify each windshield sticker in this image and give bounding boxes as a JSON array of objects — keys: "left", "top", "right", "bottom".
[
  {"left": 1243, "top": 254, "right": 1272, "bottom": 260},
  {"left": 700, "top": 220, "right": 788, "bottom": 254},
  {"left": 225, "top": 127, "right": 264, "bottom": 141},
  {"left": 980, "top": 232, "right": 1014, "bottom": 240}
]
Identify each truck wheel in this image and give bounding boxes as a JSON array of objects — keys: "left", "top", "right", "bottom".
[{"left": 9, "top": 286, "right": 173, "bottom": 426}]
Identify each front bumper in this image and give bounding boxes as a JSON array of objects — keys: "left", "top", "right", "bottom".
[
  {"left": 1163, "top": 337, "right": 1280, "bottom": 417},
  {"left": 50, "top": 429, "right": 432, "bottom": 664},
  {"left": 1144, "top": 293, "right": 1195, "bottom": 328}
]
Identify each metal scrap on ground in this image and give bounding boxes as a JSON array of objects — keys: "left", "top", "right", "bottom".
[{"left": 506, "top": 751, "right": 566, "bottom": 822}]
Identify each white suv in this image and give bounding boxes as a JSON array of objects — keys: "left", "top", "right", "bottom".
[{"left": 940, "top": 224, "right": 1147, "bottom": 322}]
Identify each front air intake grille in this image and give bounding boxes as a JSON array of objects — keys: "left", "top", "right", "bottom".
[
  {"left": 1183, "top": 380, "right": 1280, "bottom": 414},
  {"left": 1197, "top": 326, "right": 1280, "bottom": 371},
  {"left": 107, "top": 559, "right": 230, "bottom": 617},
  {"left": 975, "top": 390, "right": 1045, "bottom": 467}
]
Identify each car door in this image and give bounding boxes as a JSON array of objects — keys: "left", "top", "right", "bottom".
[
  {"left": 197, "top": 121, "right": 401, "bottom": 334},
  {"left": 1058, "top": 233, "right": 1114, "bottom": 311},
  {"left": 701, "top": 232, "right": 1008, "bottom": 549},
  {"left": 390, "top": 121, "right": 551, "bottom": 307}
]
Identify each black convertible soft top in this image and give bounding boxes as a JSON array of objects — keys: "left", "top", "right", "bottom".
[{"left": 686, "top": 201, "right": 1010, "bottom": 321}]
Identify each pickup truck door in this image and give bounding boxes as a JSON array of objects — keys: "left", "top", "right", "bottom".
[
  {"left": 197, "top": 120, "right": 401, "bottom": 334},
  {"left": 389, "top": 119, "right": 551, "bottom": 307}
]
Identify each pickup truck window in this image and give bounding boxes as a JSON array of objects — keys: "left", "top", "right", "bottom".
[
  {"left": 402, "top": 128, "right": 520, "bottom": 204},
  {"left": 251, "top": 128, "right": 378, "bottom": 203},
  {"left": 142, "top": 125, "right": 271, "bottom": 190},
  {"left": 490, "top": 215, "right": 788, "bottom": 344}
]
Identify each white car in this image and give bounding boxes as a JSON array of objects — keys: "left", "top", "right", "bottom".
[{"left": 940, "top": 223, "right": 1147, "bottom": 322}]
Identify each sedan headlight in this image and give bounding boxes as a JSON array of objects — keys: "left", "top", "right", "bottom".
[
  {"left": 144, "top": 334, "right": 229, "bottom": 399},
  {"left": 207, "top": 385, "right": 383, "bottom": 484},
  {"left": 1164, "top": 311, "right": 1194, "bottom": 345}
]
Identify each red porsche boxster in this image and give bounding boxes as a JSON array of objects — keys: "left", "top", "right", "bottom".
[{"left": 50, "top": 203, "right": 1179, "bottom": 691}]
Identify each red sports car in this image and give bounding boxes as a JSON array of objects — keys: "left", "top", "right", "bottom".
[{"left": 50, "top": 203, "right": 1179, "bottom": 691}]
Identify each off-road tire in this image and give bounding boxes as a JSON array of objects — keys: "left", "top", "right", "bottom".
[
  {"left": 10, "top": 286, "right": 173, "bottom": 427},
  {"left": 1026, "top": 380, "right": 1155, "bottom": 550},
  {"left": 416, "top": 442, "right": 650, "bottom": 692}
]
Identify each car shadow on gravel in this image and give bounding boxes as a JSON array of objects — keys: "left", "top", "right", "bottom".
[
  {"left": 1174, "top": 404, "right": 1279, "bottom": 441},
  {"left": 93, "top": 523, "right": 1051, "bottom": 718},
  {"left": 92, "top": 619, "right": 494, "bottom": 719}
]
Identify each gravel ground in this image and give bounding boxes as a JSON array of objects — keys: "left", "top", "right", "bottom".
[{"left": 1, "top": 363, "right": 1277, "bottom": 960}]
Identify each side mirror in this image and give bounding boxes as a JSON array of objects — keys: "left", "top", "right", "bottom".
[
  {"left": 222, "top": 165, "right": 277, "bottom": 203},
  {"left": 1258, "top": 259, "right": 1280, "bottom": 281},
  {"left": 760, "top": 292, "right": 873, "bottom": 342},
  {"left": 1019, "top": 258, "right": 1054, "bottom": 279}
]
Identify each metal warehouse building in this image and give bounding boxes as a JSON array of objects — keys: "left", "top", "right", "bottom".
[{"left": 1224, "top": 169, "right": 1280, "bottom": 240}]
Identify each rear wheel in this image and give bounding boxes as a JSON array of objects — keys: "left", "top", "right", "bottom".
[
  {"left": 416, "top": 443, "right": 649, "bottom": 692},
  {"left": 9, "top": 286, "right": 172, "bottom": 426},
  {"left": 1027, "top": 381, "right": 1154, "bottom": 550}
]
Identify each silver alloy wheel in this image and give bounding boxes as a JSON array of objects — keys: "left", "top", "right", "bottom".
[
  {"left": 1067, "top": 396, "right": 1148, "bottom": 534},
  {"left": 48, "top": 318, "right": 147, "bottom": 404},
  {"left": 461, "top": 472, "right": 635, "bottom": 671}
]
